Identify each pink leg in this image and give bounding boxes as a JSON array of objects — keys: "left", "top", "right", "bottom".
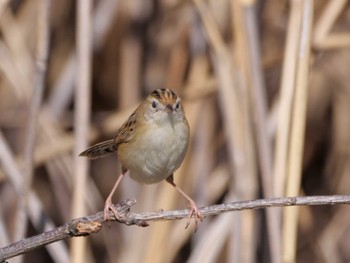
[
  {"left": 104, "top": 169, "right": 127, "bottom": 221},
  {"left": 166, "top": 175, "right": 203, "bottom": 231}
]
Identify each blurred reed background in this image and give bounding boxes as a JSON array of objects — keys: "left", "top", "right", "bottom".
[{"left": 0, "top": 0, "right": 350, "bottom": 262}]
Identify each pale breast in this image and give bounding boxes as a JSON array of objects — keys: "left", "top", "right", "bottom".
[{"left": 118, "top": 120, "right": 189, "bottom": 184}]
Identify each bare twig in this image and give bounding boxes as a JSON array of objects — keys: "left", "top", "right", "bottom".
[
  {"left": 0, "top": 199, "right": 136, "bottom": 262},
  {"left": 1, "top": 195, "right": 350, "bottom": 262}
]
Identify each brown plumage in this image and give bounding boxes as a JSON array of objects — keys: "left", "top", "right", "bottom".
[
  {"left": 79, "top": 112, "right": 137, "bottom": 159},
  {"left": 79, "top": 88, "right": 203, "bottom": 230}
]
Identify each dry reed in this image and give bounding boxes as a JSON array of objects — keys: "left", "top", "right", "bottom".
[{"left": 0, "top": 0, "right": 350, "bottom": 262}]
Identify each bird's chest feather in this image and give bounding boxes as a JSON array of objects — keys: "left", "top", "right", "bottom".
[{"left": 119, "top": 121, "right": 189, "bottom": 184}]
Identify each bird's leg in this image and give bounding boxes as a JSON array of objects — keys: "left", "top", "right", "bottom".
[
  {"left": 166, "top": 174, "right": 203, "bottom": 231},
  {"left": 104, "top": 168, "right": 127, "bottom": 222}
]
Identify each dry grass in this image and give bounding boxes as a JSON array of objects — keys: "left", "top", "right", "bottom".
[{"left": 0, "top": 0, "right": 350, "bottom": 262}]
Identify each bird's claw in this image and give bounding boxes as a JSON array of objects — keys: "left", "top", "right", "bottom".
[
  {"left": 104, "top": 199, "right": 121, "bottom": 224},
  {"left": 185, "top": 202, "right": 204, "bottom": 232}
]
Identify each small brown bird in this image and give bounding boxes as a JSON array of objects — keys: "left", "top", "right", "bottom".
[{"left": 80, "top": 88, "right": 203, "bottom": 229}]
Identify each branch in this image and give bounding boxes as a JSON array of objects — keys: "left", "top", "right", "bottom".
[{"left": 1, "top": 195, "right": 350, "bottom": 262}]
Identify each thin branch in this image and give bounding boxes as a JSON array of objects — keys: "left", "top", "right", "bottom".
[{"left": 1, "top": 195, "right": 350, "bottom": 262}]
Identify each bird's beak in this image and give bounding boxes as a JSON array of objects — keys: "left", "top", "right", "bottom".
[{"left": 166, "top": 104, "right": 173, "bottom": 112}]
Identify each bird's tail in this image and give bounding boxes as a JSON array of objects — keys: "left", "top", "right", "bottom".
[{"left": 79, "top": 139, "right": 117, "bottom": 159}]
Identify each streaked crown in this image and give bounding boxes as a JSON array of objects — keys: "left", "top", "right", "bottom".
[{"left": 150, "top": 88, "right": 178, "bottom": 104}]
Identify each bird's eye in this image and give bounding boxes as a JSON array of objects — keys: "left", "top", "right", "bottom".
[
  {"left": 152, "top": 101, "right": 157, "bottom": 109},
  {"left": 175, "top": 102, "right": 180, "bottom": 110}
]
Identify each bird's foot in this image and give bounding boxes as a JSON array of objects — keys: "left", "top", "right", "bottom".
[
  {"left": 185, "top": 201, "right": 204, "bottom": 232},
  {"left": 104, "top": 199, "right": 122, "bottom": 223}
]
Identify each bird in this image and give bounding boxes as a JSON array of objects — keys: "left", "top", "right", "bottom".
[{"left": 79, "top": 88, "right": 203, "bottom": 229}]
